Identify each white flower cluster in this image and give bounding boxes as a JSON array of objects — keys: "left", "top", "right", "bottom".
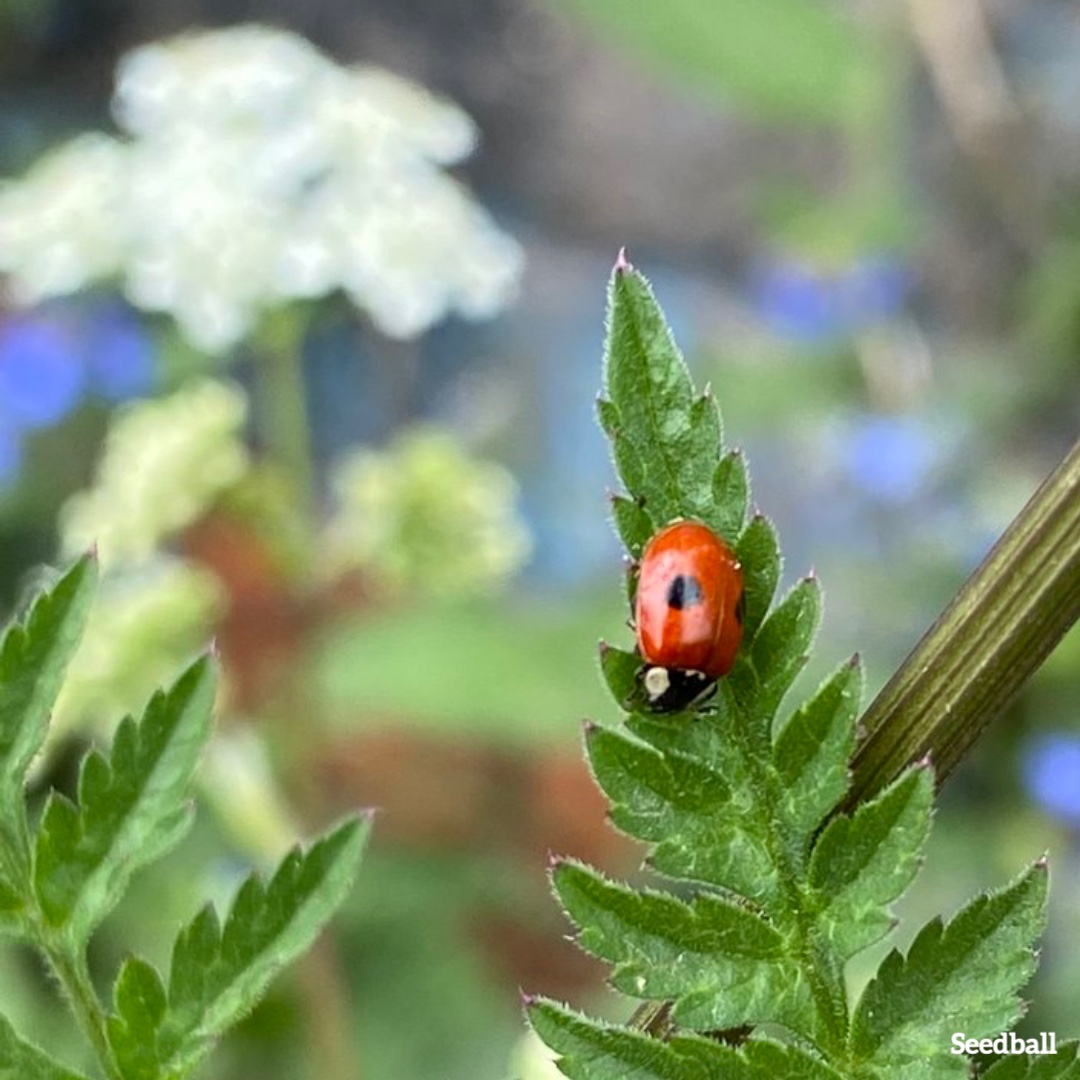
[
  {"left": 327, "top": 425, "right": 532, "bottom": 597},
  {"left": 59, "top": 378, "right": 249, "bottom": 565},
  {"left": 0, "top": 25, "right": 522, "bottom": 351}
]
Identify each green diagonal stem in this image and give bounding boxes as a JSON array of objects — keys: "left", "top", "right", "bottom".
[{"left": 845, "top": 434, "right": 1080, "bottom": 809}]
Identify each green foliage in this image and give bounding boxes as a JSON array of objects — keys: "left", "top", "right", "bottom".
[
  {"left": 554, "top": 0, "right": 872, "bottom": 125},
  {"left": 0, "top": 556, "right": 367, "bottom": 1080},
  {"left": 528, "top": 259, "right": 1050, "bottom": 1079}
]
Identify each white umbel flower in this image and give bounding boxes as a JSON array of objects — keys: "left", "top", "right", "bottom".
[{"left": 0, "top": 25, "right": 522, "bottom": 351}]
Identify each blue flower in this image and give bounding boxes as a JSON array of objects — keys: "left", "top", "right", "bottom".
[
  {"left": 752, "top": 253, "right": 912, "bottom": 346},
  {"left": 844, "top": 414, "right": 937, "bottom": 504},
  {"left": 752, "top": 262, "right": 844, "bottom": 345},
  {"left": 0, "top": 316, "right": 84, "bottom": 428},
  {"left": 82, "top": 301, "right": 156, "bottom": 401},
  {"left": 1023, "top": 733, "right": 1080, "bottom": 827}
]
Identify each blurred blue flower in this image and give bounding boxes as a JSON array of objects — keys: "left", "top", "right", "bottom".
[
  {"left": 840, "top": 256, "right": 912, "bottom": 326},
  {"left": 752, "top": 262, "right": 844, "bottom": 345},
  {"left": 1023, "top": 733, "right": 1080, "bottom": 827},
  {"left": 0, "top": 316, "right": 84, "bottom": 428},
  {"left": 844, "top": 414, "right": 937, "bottom": 503},
  {"left": 752, "top": 253, "right": 911, "bottom": 346},
  {"left": 83, "top": 301, "right": 156, "bottom": 401}
]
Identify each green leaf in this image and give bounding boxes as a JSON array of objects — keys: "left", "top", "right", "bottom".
[
  {"left": 733, "top": 515, "right": 780, "bottom": 642},
  {"left": 0, "top": 1012, "right": 91, "bottom": 1080},
  {"left": 982, "top": 1040, "right": 1080, "bottom": 1079},
  {"left": 555, "top": 0, "right": 871, "bottom": 124},
  {"left": 586, "top": 725, "right": 777, "bottom": 903},
  {"left": 552, "top": 861, "right": 814, "bottom": 1036},
  {"left": 108, "top": 816, "right": 369, "bottom": 1078},
  {"left": 611, "top": 495, "right": 655, "bottom": 558},
  {"left": 106, "top": 958, "right": 167, "bottom": 1080},
  {"left": 598, "top": 643, "right": 642, "bottom": 707},
  {"left": 772, "top": 656, "right": 861, "bottom": 838},
  {"left": 34, "top": 654, "right": 217, "bottom": 939},
  {"left": 850, "top": 861, "right": 1048, "bottom": 1069},
  {"left": 740, "top": 1040, "right": 846, "bottom": 1080},
  {"left": 810, "top": 764, "right": 933, "bottom": 958},
  {"left": 527, "top": 998, "right": 738, "bottom": 1080},
  {"left": 711, "top": 450, "right": 749, "bottom": 543},
  {"left": 0, "top": 555, "right": 97, "bottom": 799},
  {"left": 750, "top": 574, "right": 821, "bottom": 720},
  {"left": 603, "top": 263, "right": 718, "bottom": 525}
]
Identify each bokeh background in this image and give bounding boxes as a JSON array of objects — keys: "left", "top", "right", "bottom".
[{"left": 0, "top": 2, "right": 1078, "bottom": 1078}]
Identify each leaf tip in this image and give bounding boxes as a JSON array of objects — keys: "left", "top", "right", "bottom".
[
  {"left": 547, "top": 851, "right": 564, "bottom": 873},
  {"left": 1034, "top": 853, "right": 1049, "bottom": 871},
  {"left": 614, "top": 246, "right": 632, "bottom": 273},
  {"left": 583, "top": 719, "right": 600, "bottom": 737},
  {"left": 519, "top": 988, "right": 537, "bottom": 1010}
]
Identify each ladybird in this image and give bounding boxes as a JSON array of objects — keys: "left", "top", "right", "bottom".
[{"left": 634, "top": 519, "right": 745, "bottom": 712}]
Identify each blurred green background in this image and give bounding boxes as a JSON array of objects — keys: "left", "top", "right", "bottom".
[{"left": 0, "top": 1, "right": 1078, "bottom": 1078}]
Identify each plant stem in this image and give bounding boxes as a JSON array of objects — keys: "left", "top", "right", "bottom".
[
  {"left": 845, "top": 435, "right": 1080, "bottom": 809},
  {"left": 255, "top": 307, "right": 317, "bottom": 541},
  {"left": 47, "top": 941, "right": 123, "bottom": 1080}
]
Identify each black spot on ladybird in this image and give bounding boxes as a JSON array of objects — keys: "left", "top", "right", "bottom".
[{"left": 666, "top": 574, "right": 704, "bottom": 610}]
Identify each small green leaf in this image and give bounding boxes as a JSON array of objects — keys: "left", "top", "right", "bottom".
[
  {"left": 0, "top": 1012, "right": 91, "bottom": 1080},
  {"left": 850, "top": 861, "right": 1048, "bottom": 1069},
  {"left": 711, "top": 450, "right": 750, "bottom": 543},
  {"left": 740, "top": 1039, "right": 846, "bottom": 1080},
  {"left": 599, "top": 643, "right": 642, "bottom": 707},
  {"left": 772, "top": 656, "right": 861, "bottom": 837},
  {"left": 527, "top": 998, "right": 738, "bottom": 1080},
  {"left": 0, "top": 555, "right": 97, "bottom": 798},
  {"left": 611, "top": 495, "right": 655, "bottom": 558},
  {"left": 106, "top": 958, "right": 168, "bottom": 1080},
  {"left": 982, "top": 1040, "right": 1080, "bottom": 1079},
  {"left": 34, "top": 655, "right": 217, "bottom": 938},
  {"left": 734, "top": 515, "right": 780, "bottom": 641},
  {"left": 751, "top": 575, "right": 821, "bottom": 720},
  {"left": 553, "top": 861, "right": 813, "bottom": 1036},
  {"left": 604, "top": 264, "right": 717, "bottom": 524},
  {"left": 586, "top": 725, "right": 776, "bottom": 903},
  {"left": 810, "top": 765, "right": 933, "bottom": 958},
  {"left": 108, "top": 816, "right": 369, "bottom": 1078}
]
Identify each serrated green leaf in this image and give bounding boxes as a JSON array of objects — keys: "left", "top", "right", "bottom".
[
  {"left": 711, "top": 451, "right": 750, "bottom": 543},
  {"left": 105, "top": 958, "right": 167, "bottom": 1080},
  {"left": 598, "top": 643, "right": 641, "bottom": 707},
  {"left": 866, "top": 1058, "right": 968, "bottom": 1080},
  {"left": 527, "top": 998, "right": 739, "bottom": 1080},
  {"left": 603, "top": 265, "right": 718, "bottom": 524},
  {"left": 34, "top": 654, "right": 216, "bottom": 938},
  {"left": 851, "top": 862, "right": 1048, "bottom": 1069},
  {"left": 982, "top": 1040, "right": 1080, "bottom": 1079},
  {"left": 750, "top": 575, "right": 820, "bottom": 720},
  {"left": 734, "top": 515, "right": 780, "bottom": 641},
  {"left": 0, "top": 555, "right": 97, "bottom": 801},
  {"left": 586, "top": 725, "right": 776, "bottom": 903},
  {"left": 611, "top": 495, "right": 655, "bottom": 558},
  {"left": 553, "top": 861, "right": 814, "bottom": 1036},
  {"left": 0, "top": 1012, "right": 90, "bottom": 1080},
  {"left": 740, "top": 1039, "right": 845, "bottom": 1080},
  {"left": 772, "top": 657, "right": 861, "bottom": 837},
  {"left": 810, "top": 765, "right": 933, "bottom": 958},
  {"left": 108, "top": 816, "right": 368, "bottom": 1078}
]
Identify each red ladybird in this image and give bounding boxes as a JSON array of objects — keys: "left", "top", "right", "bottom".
[{"left": 634, "top": 519, "right": 745, "bottom": 712}]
